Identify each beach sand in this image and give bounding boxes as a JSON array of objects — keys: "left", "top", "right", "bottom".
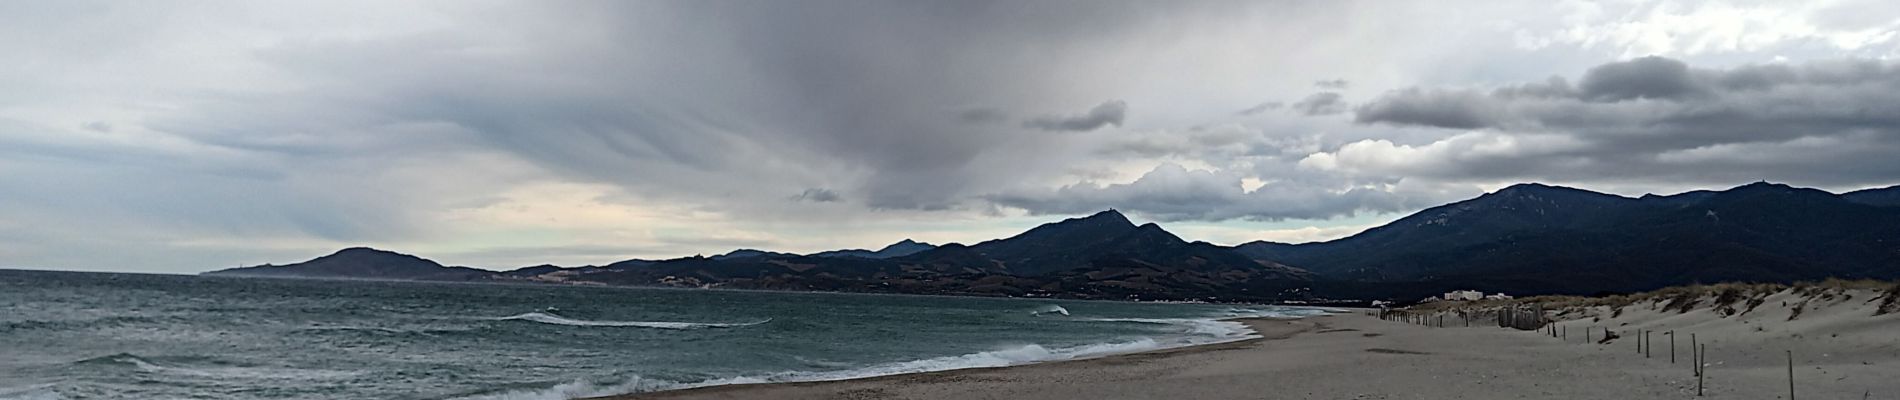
[{"left": 600, "top": 308, "right": 1898, "bottom": 400}]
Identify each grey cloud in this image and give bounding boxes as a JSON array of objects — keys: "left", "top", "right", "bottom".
[
  {"left": 1289, "top": 92, "right": 1348, "bottom": 116},
  {"left": 1314, "top": 79, "right": 1349, "bottom": 89},
  {"left": 1024, "top": 100, "right": 1128, "bottom": 131},
  {"left": 793, "top": 188, "right": 843, "bottom": 203},
  {"left": 80, "top": 121, "right": 111, "bottom": 132},
  {"left": 957, "top": 108, "right": 1010, "bottom": 124},
  {"left": 1237, "top": 101, "right": 1283, "bottom": 115},
  {"left": 141, "top": 2, "right": 1224, "bottom": 215},
  {"left": 1354, "top": 88, "right": 1499, "bottom": 129},
  {"left": 1577, "top": 56, "right": 1703, "bottom": 101},
  {"left": 1340, "top": 57, "right": 1900, "bottom": 188}
]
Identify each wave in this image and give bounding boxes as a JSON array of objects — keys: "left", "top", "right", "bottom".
[
  {"left": 456, "top": 306, "right": 1333, "bottom": 400},
  {"left": 492, "top": 312, "right": 771, "bottom": 330},
  {"left": 290, "top": 326, "right": 444, "bottom": 337},
  {"left": 0, "top": 384, "right": 65, "bottom": 400},
  {"left": 1223, "top": 306, "right": 1338, "bottom": 319},
  {"left": 69, "top": 353, "right": 359, "bottom": 381},
  {"left": 1029, "top": 305, "right": 1070, "bottom": 316},
  {"left": 1080, "top": 318, "right": 1258, "bottom": 340},
  {"left": 449, "top": 338, "right": 1177, "bottom": 400}
]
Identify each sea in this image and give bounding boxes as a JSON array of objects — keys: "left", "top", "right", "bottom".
[{"left": 0, "top": 269, "right": 1333, "bottom": 400}]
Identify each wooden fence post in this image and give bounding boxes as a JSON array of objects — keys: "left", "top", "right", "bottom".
[
  {"left": 1692, "top": 333, "right": 1700, "bottom": 377},
  {"left": 1787, "top": 350, "right": 1795, "bottom": 400},
  {"left": 1697, "top": 343, "right": 1706, "bottom": 397},
  {"left": 1670, "top": 331, "right": 1676, "bottom": 364}
]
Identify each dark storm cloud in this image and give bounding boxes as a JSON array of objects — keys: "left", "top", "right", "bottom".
[
  {"left": 1023, "top": 100, "right": 1128, "bottom": 131},
  {"left": 1354, "top": 88, "right": 1498, "bottom": 129},
  {"left": 1342, "top": 57, "right": 1900, "bottom": 187},
  {"left": 1289, "top": 92, "right": 1348, "bottom": 116},
  {"left": 141, "top": 2, "right": 1231, "bottom": 214},
  {"left": 1576, "top": 56, "right": 1704, "bottom": 101}
]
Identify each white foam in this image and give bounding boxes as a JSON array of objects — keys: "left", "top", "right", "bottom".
[
  {"left": 458, "top": 306, "right": 1335, "bottom": 400},
  {"left": 106, "top": 354, "right": 359, "bottom": 381},
  {"left": 448, "top": 338, "right": 1177, "bottom": 400},
  {"left": 1030, "top": 305, "right": 1071, "bottom": 316},
  {"left": 449, "top": 376, "right": 672, "bottom": 400},
  {"left": 1081, "top": 318, "right": 1258, "bottom": 341},
  {"left": 493, "top": 312, "right": 771, "bottom": 330},
  {"left": 0, "top": 384, "right": 65, "bottom": 400}
]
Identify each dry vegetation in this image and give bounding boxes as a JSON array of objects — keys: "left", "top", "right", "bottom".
[{"left": 1406, "top": 279, "right": 1900, "bottom": 321}]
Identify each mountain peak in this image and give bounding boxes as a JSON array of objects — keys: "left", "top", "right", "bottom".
[
  {"left": 334, "top": 246, "right": 385, "bottom": 253},
  {"left": 1079, "top": 209, "right": 1133, "bottom": 226},
  {"left": 1490, "top": 182, "right": 1592, "bottom": 197},
  {"left": 1732, "top": 181, "right": 1792, "bottom": 191}
]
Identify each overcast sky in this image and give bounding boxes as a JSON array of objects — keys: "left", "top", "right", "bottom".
[{"left": 5, "top": 0, "right": 1900, "bottom": 273}]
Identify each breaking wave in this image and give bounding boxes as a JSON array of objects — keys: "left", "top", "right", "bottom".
[
  {"left": 455, "top": 307, "right": 1346, "bottom": 400},
  {"left": 449, "top": 338, "right": 1182, "bottom": 400},
  {"left": 492, "top": 312, "right": 771, "bottom": 330},
  {"left": 69, "top": 353, "right": 359, "bottom": 381}
]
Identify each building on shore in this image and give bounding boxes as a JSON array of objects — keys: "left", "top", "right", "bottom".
[{"left": 1440, "top": 290, "right": 1511, "bottom": 301}]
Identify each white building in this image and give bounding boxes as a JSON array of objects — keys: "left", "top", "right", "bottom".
[{"left": 1443, "top": 290, "right": 1484, "bottom": 301}]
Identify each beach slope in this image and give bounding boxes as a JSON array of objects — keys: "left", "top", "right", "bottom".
[{"left": 603, "top": 312, "right": 1868, "bottom": 399}]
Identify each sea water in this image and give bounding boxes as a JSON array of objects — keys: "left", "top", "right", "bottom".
[{"left": 0, "top": 269, "right": 1332, "bottom": 400}]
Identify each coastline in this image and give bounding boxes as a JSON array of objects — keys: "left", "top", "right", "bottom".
[
  {"left": 595, "top": 310, "right": 1900, "bottom": 399},
  {"left": 592, "top": 316, "right": 1320, "bottom": 400}
]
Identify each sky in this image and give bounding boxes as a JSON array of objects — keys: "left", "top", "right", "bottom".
[{"left": 5, "top": 0, "right": 1900, "bottom": 273}]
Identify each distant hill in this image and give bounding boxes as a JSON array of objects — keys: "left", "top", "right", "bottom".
[
  {"left": 532, "top": 210, "right": 1309, "bottom": 301},
  {"left": 202, "top": 210, "right": 1310, "bottom": 301},
  {"left": 204, "top": 247, "right": 493, "bottom": 281},
  {"left": 809, "top": 239, "right": 936, "bottom": 259},
  {"left": 1845, "top": 185, "right": 1900, "bottom": 207},
  {"left": 710, "top": 249, "right": 798, "bottom": 260},
  {"left": 1235, "top": 182, "right": 1900, "bottom": 298},
  {"left": 203, "top": 182, "right": 1900, "bottom": 302}
]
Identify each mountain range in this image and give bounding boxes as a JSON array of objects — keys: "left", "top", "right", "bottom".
[{"left": 205, "top": 182, "right": 1900, "bottom": 302}]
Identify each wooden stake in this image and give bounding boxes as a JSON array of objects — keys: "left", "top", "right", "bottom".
[
  {"left": 1692, "top": 334, "right": 1700, "bottom": 377},
  {"left": 1670, "top": 330, "right": 1676, "bottom": 364},
  {"left": 1787, "top": 350, "right": 1795, "bottom": 400},
  {"left": 1698, "top": 343, "right": 1706, "bottom": 397}
]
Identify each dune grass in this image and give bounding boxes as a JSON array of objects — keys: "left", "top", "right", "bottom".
[{"left": 1408, "top": 279, "right": 1900, "bottom": 320}]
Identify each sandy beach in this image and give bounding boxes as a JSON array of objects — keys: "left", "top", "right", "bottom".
[{"left": 604, "top": 303, "right": 1900, "bottom": 400}]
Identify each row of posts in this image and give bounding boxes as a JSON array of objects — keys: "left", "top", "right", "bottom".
[{"left": 1375, "top": 306, "right": 1803, "bottom": 398}]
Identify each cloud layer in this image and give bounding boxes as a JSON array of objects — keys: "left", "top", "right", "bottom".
[
  {"left": 1344, "top": 56, "right": 1900, "bottom": 186},
  {"left": 5, "top": 0, "right": 1900, "bottom": 272}
]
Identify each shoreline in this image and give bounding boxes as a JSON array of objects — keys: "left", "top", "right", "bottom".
[
  {"left": 591, "top": 316, "right": 1323, "bottom": 400},
  {"left": 594, "top": 310, "right": 1900, "bottom": 399}
]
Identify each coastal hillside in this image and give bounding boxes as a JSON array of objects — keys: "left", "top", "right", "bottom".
[
  {"left": 206, "top": 247, "right": 494, "bottom": 281},
  {"left": 1237, "top": 182, "right": 1900, "bottom": 297},
  {"left": 206, "top": 210, "right": 1311, "bottom": 301},
  {"left": 206, "top": 182, "right": 1900, "bottom": 302}
]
